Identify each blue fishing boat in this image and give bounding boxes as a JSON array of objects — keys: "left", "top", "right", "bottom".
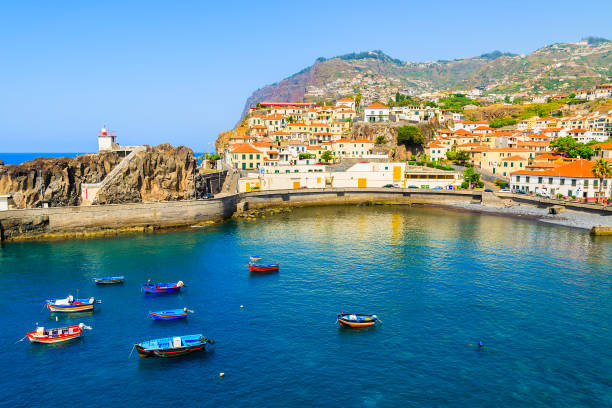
[
  {"left": 135, "top": 334, "right": 213, "bottom": 358},
  {"left": 149, "top": 308, "right": 192, "bottom": 320},
  {"left": 337, "top": 313, "right": 379, "bottom": 328},
  {"left": 141, "top": 281, "right": 184, "bottom": 294},
  {"left": 93, "top": 276, "right": 125, "bottom": 284}
]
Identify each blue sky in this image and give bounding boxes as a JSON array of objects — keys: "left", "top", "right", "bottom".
[{"left": 1, "top": 0, "right": 611, "bottom": 152}]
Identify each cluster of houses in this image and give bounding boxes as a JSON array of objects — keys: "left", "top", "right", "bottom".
[
  {"left": 425, "top": 113, "right": 612, "bottom": 201},
  {"left": 224, "top": 99, "right": 392, "bottom": 170}
]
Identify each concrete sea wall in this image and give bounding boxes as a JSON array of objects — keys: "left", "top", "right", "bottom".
[{"left": 0, "top": 196, "right": 237, "bottom": 241}]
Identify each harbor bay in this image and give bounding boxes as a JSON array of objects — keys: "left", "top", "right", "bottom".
[{"left": 1, "top": 205, "right": 610, "bottom": 407}]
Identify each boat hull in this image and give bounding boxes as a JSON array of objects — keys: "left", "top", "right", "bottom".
[
  {"left": 46, "top": 303, "right": 94, "bottom": 313},
  {"left": 136, "top": 343, "right": 206, "bottom": 358},
  {"left": 337, "top": 314, "right": 378, "bottom": 328},
  {"left": 93, "top": 277, "right": 124, "bottom": 284},
  {"left": 338, "top": 319, "right": 376, "bottom": 328},
  {"left": 248, "top": 264, "right": 279, "bottom": 272},
  {"left": 149, "top": 312, "right": 188, "bottom": 320},
  {"left": 142, "top": 282, "right": 182, "bottom": 294},
  {"left": 26, "top": 325, "right": 82, "bottom": 344}
]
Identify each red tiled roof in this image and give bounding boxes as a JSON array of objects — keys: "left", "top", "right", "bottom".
[{"left": 230, "top": 143, "right": 263, "bottom": 154}]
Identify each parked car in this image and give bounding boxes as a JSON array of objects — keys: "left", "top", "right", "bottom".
[
  {"left": 499, "top": 189, "right": 511, "bottom": 193},
  {"left": 383, "top": 184, "right": 394, "bottom": 188},
  {"left": 516, "top": 190, "right": 527, "bottom": 195},
  {"left": 408, "top": 186, "right": 419, "bottom": 189},
  {"left": 484, "top": 188, "right": 493, "bottom": 192},
  {"left": 432, "top": 186, "right": 442, "bottom": 190}
]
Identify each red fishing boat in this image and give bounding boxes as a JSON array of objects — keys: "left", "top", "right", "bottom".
[
  {"left": 26, "top": 323, "right": 91, "bottom": 344},
  {"left": 248, "top": 262, "right": 279, "bottom": 272}
]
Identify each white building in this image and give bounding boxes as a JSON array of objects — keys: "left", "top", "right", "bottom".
[
  {"left": 510, "top": 159, "right": 612, "bottom": 201},
  {"left": 332, "top": 162, "right": 405, "bottom": 188},
  {"left": 97, "top": 125, "right": 117, "bottom": 152},
  {"left": 363, "top": 102, "right": 390, "bottom": 123},
  {"left": 0, "top": 194, "right": 12, "bottom": 211}
]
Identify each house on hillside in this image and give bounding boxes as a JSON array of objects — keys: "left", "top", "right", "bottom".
[{"left": 364, "top": 102, "right": 390, "bottom": 123}]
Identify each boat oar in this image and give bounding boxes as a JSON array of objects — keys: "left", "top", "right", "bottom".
[
  {"left": 128, "top": 344, "right": 136, "bottom": 360},
  {"left": 14, "top": 335, "right": 27, "bottom": 344}
]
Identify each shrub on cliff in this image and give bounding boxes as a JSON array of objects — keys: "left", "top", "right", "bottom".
[{"left": 397, "top": 126, "right": 424, "bottom": 148}]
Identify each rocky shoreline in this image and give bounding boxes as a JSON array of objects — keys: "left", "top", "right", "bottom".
[{"left": 444, "top": 202, "right": 612, "bottom": 232}]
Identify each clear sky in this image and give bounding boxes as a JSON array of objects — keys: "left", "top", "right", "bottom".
[{"left": 1, "top": 0, "right": 611, "bottom": 152}]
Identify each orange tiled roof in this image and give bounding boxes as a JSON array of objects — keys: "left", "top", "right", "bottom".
[
  {"left": 365, "top": 102, "right": 388, "bottom": 109},
  {"left": 511, "top": 159, "right": 598, "bottom": 178},
  {"left": 230, "top": 143, "right": 262, "bottom": 154}
]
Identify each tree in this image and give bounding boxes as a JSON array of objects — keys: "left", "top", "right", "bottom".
[
  {"left": 320, "top": 150, "right": 333, "bottom": 163},
  {"left": 550, "top": 136, "right": 594, "bottom": 159},
  {"left": 592, "top": 159, "right": 612, "bottom": 202},
  {"left": 446, "top": 150, "right": 457, "bottom": 161},
  {"left": 299, "top": 153, "right": 315, "bottom": 160},
  {"left": 456, "top": 150, "right": 470, "bottom": 163},
  {"left": 397, "top": 125, "right": 424, "bottom": 148},
  {"left": 375, "top": 135, "right": 386, "bottom": 144},
  {"left": 463, "top": 167, "right": 481, "bottom": 189},
  {"left": 355, "top": 93, "right": 362, "bottom": 111},
  {"left": 255, "top": 102, "right": 261, "bottom": 108}
]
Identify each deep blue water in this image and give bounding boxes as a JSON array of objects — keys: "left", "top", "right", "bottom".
[
  {"left": 0, "top": 152, "right": 205, "bottom": 165},
  {"left": 0, "top": 206, "right": 610, "bottom": 407},
  {"left": 0, "top": 153, "right": 85, "bottom": 165}
]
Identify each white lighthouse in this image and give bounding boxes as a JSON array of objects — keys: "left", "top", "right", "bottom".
[{"left": 97, "top": 125, "right": 117, "bottom": 152}]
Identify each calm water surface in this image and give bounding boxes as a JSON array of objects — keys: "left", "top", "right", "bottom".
[{"left": 0, "top": 206, "right": 610, "bottom": 407}]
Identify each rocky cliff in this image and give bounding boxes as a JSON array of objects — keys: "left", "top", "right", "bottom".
[
  {"left": 349, "top": 122, "right": 436, "bottom": 160},
  {"left": 95, "top": 144, "right": 197, "bottom": 204},
  {"left": 0, "top": 153, "right": 123, "bottom": 208},
  {"left": 0, "top": 144, "right": 200, "bottom": 208}
]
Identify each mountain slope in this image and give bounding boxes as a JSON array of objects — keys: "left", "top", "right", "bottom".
[{"left": 240, "top": 41, "right": 612, "bottom": 118}]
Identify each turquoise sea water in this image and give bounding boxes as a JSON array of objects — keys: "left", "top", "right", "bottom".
[{"left": 0, "top": 206, "right": 610, "bottom": 407}]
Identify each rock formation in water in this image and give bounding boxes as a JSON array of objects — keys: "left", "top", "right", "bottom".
[{"left": 0, "top": 144, "right": 200, "bottom": 208}]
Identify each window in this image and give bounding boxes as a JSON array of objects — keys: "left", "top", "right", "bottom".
[
  {"left": 538, "top": 177, "right": 543, "bottom": 184},
  {"left": 256, "top": 154, "right": 260, "bottom": 159},
  {"left": 242, "top": 154, "right": 246, "bottom": 159},
  {"left": 571, "top": 179, "right": 576, "bottom": 186},
  {"left": 526, "top": 177, "right": 530, "bottom": 182},
  {"left": 516, "top": 176, "right": 520, "bottom": 182},
  {"left": 584, "top": 180, "right": 589, "bottom": 187},
  {"left": 594, "top": 180, "right": 599, "bottom": 187},
  {"left": 549, "top": 178, "right": 553, "bottom": 184},
  {"left": 560, "top": 179, "right": 565, "bottom": 185}
]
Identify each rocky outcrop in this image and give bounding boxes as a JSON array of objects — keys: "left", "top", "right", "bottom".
[
  {"left": 0, "top": 159, "right": 4, "bottom": 166},
  {"left": 0, "top": 153, "right": 122, "bottom": 208},
  {"left": 349, "top": 122, "right": 436, "bottom": 160},
  {"left": 0, "top": 145, "right": 201, "bottom": 208},
  {"left": 95, "top": 144, "right": 197, "bottom": 204}
]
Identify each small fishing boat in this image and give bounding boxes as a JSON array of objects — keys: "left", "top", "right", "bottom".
[
  {"left": 141, "top": 281, "right": 184, "bottom": 294},
  {"left": 135, "top": 334, "right": 213, "bottom": 358},
  {"left": 26, "top": 323, "right": 91, "bottom": 344},
  {"left": 93, "top": 276, "right": 125, "bottom": 284},
  {"left": 249, "top": 255, "right": 262, "bottom": 262},
  {"left": 45, "top": 295, "right": 100, "bottom": 313},
  {"left": 248, "top": 262, "right": 279, "bottom": 272},
  {"left": 149, "top": 308, "right": 192, "bottom": 320},
  {"left": 337, "top": 313, "right": 379, "bottom": 328}
]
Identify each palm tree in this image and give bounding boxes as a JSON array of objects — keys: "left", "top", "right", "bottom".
[
  {"left": 355, "top": 93, "right": 362, "bottom": 112},
  {"left": 591, "top": 158, "right": 612, "bottom": 203}
]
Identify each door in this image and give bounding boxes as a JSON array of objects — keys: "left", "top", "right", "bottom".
[
  {"left": 358, "top": 178, "right": 367, "bottom": 188},
  {"left": 293, "top": 181, "right": 300, "bottom": 189},
  {"left": 393, "top": 166, "right": 401, "bottom": 182}
]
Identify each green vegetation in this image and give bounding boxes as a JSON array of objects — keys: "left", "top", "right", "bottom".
[
  {"left": 375, "top": 135, "right": 386, "bottom": 144},
  {"left": 320, "top": 150, "right": 333, "bottom": 163},
  {"left": 207, "top": 153, "right": 221, "bottom": 161},
  {"left": 298, "top": 153, "right": 315, "bottom": 160},
  {"left": 592, "top": 159, "right": 612, "bottom": 202},
  {"left": 438, "top": 94, "right": 481, "bottom": 112},
  {"left": 582, "top": 36, "right": 610, "bottom": 45},
  {"left": 397, "top": 125, "right": 424, "bottom": 147},
  {"left": 446, "top": 150, "right": 470, "bottom": 163},
  {"left": 463, "top": 167, "right": 482, "bottom": 189},
  {"left": 480, "top": 50, "right": 517, "bottom": 60},
  {"left": 494, "top": 179, "right": 509, "bottom": 189},
  {"left": 489, "top": 117, "right": 517, "bottom": 128},
  {"left": 550, "top": 136, "right": 594, "bottom": 159},
  {"left": 387, "top": 92, "right": 420, "bottom": 107}
]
